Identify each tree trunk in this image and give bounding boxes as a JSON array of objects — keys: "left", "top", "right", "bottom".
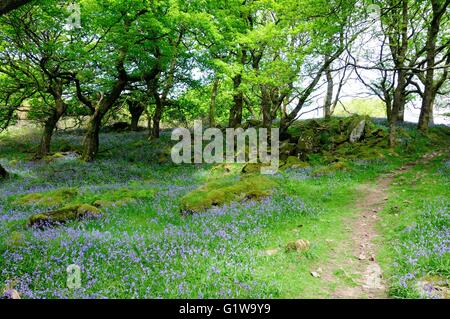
[
  {"left": 389, "top": 68, "right": 407, "bottom": 147},
  {"left": 37, "top": 84, "right": 67, "bottom": 158},
  {"left": 385, "top": 92, "right": 393, "bottom": 124},
  {"left": 229, "top": 50, "right": 247, "bottom": 128},
  {"left": 145, "top": 108, "right": 152, "bottom": 135},
  {"left": 418, "top": 28, "right": 438, "bottom": 131},
  {"left": 229, "top": 74, "right": 243, "bottom": 128},
  {"left": 419, "top": 87, "right": 436, "bottom": 131},
  {"left": 261, "top": 86, "right": 272, "bottom": 128},
  {"left": 151, "top": 100, "right": 163, "bottom": 139},
  {"left": 209, "top": 79, "right": 219, "bottom": 127},
  {"left": 81, "top": 77, "right": 127, "bottom": 161},
  {"left": 387, "top": 0, "right": 408, "bottom": 147},
  {"left": 37, "top": 114, "right": 59, "bottom": 158},
  {"left": 324, "top": 64, "right": 333, "bottom": 119},
  {"left": 128, "top": 101, "right": 145, "bottom": 131},
  {"left": 418, "top": 0, "right": 449, "bottom": 131},
  {"left": 397, "top": 103, "right": 405, "bottom": 123},
  {"left": 79, "top": 41, "right": 127, "bottom": 161},
  {"left": 131, "top": 114, "right": 141, "bottom": 131},
  {"left": 82, "top": 111, "right": 103, "bottom": 162}
]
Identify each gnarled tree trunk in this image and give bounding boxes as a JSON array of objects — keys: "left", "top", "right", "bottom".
[
  {"left": 229, "top": 49, "right": 247, "bottom": 128},
  {"left": 417, "top": 0, "right": 449, "bottom": 131},
  {"left": 81, "top": 50, "right": 128, "bottom": 161},
  {"left": 37, "top": 82, "right": 68, "bottom": 158},
  {"left": 229, "top": 74, "right": 244, "bottom": 128},
  {"left": 387, "top": 0, "right": 408, "bottom": 147},
  {"left": 128, "top": 101, "right": 145, "bottom": 131},
  {"left": 82, "top": 110, "right": 103, "bottom": 162},
  {"left": 38, "top": 113, "right": 59, "bottom": 158},
  {"left": 151, "top": 98, "right": 163, "bottom": 139}
]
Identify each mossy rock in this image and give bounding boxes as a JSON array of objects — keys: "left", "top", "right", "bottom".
[
  {"left": 181, "top": 175, "right": 276, "bottom": 214},
  {"left": 211, "top": 164, "right": 233, "bottom": 174},
  {"left": 280, "top": 156, "right": 310, "bottom": 170},
  {"left": 15, "top": 188, "right": 78, "bottom": 207},
  {"left": 280, "top": 141, "right": 297, "bottom": 157},
  {"left": 44, "top": 152, "right": 65, "bottom": 160},
  {"left": 348, "top": 116, "right": 368, "bottom": 143},
  {"left": 80, "top": 188, "right": 154, "bottom": 207},
  {"left": 28, "top": 204, "right": 101, "bottom": 228},
  {"left": 242, "top": 163, "right": 265, "bottom": 174},
  {"left": 43, "top": 152, "right": 79, "bottom": 162},
  {"left": 332, "top": 134, "right": 348, "bottom": 145},
  {"left": 0, "top": 164, "right": 8, "bottom": 180},
  {"left": 296, "top": 131, "right": 316, "bottom": 152},
  {"left": 312, "top": 162, "right": 348, "bottom": 177},
  {"left": 355, "top": 145, "right": 386, "bottom": 160}
]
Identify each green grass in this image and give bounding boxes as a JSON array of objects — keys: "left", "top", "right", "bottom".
[{"left": 377, "top": 155, "right": 450, "bottom": 298}]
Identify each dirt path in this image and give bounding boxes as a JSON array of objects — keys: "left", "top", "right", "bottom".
[{"left": 320, "top": 151, "right": 444, "bottom": 299}]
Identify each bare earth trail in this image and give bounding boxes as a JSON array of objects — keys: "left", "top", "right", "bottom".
[{"left": 320, "top": 152, "right": 444, "bottom": 299}]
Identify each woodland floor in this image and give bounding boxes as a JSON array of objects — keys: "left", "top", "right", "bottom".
[{"left": 0, "top": 123, "right": 449, "bottom": 299}]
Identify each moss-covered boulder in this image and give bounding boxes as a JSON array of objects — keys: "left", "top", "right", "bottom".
[
  {"left": 332, "top": 134, "right": 348, "bottom": 145},
  {"left": 86, "top": 188, "right": 155, "bottom": 205},
  {"left": 181, "top": 175, "right": 275, "bottom": 214},
  {"left": 43, "top": 152, "right": 80, "bottom": 162},
  {"left": 0, "top": 164, "right": 8, "bottom": 180},
  {"left": 296, "top": 129, "right": 317, "bottom": 156},
  {"left": 349, "top": 116, "right": 367, "bottom": 143},
  {"left": 280, "top": 156, "right": 310, "bottom": 170},
  {"left": 279, "top": 141, "right": 297, "bottom": 160},
  {"left": 242, "top": 163, "right": 265, "bottom": 174},
  {"left": 312, "top": 162, "right": 348, "bottom": 177},
  {"left": 28, "top": 204, "right": 101, "bottom": 228},
  {"left": 15, "top": 188, "right": 78, "bottom": 207}
]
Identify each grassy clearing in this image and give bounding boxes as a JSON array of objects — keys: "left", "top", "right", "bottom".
[
  {"left": 0, "top": 121, "right": 449, "bottom": 299},
  {"left": 378, "top": 155, "right": 450, "bottom": 299}
]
